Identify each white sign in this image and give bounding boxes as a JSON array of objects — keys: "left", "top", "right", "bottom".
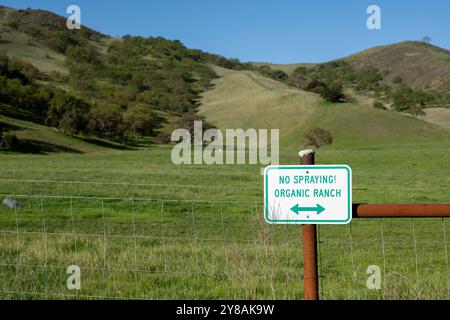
[{"left": 264, "top": 165, "right": 352, "bottom": 224}]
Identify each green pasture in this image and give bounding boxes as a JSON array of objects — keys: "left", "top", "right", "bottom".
[
  {"left": 0, "top": 62, "right": 449, "bottom": 300},
  {"left": 0, "top": 140, "right": 449, "bottom": 299}
]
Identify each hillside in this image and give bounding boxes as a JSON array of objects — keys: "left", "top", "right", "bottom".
[
  {"left": 0, "top": 113, "right": 116, "bottom": 154},
  {"left": 344, "top": 41, "right": 450, "bottom": 92},
  {"left": 0, "top": 26, "right": 68, "bottom": 76},
  {"left": 1, "top": 5, "right": 449, "bottom": 156},
  {"left": 260, "top": 41, "right": 450, "bottom": 92},
  {"left": 0, "top": 6, "right": 229, "bottom": 149},
  {"left": 200, "top": 66, "right": 450, "bottom": 151},
  {"left": 255, "top": 41, "right": 450, "bottom": 129},
  {"left": 251, "top": 62, "right": 314, "bottom": 75}
]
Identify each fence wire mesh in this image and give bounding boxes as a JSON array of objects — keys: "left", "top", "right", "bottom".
[{"left": 0, "top": 179, "right": 449, "bottom": 300}]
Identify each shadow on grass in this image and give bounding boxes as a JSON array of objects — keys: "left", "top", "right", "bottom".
[
  {"left": 0, "top": 121, "right": 24, "bottom": 131},
  {"left": 80, "top": 136, "right": 157, "bottom": 150},
  {"left": 1, "top": 117, "right": 155, "bottom": 152},
  {"left": 4, "top": 139, "right": 83, "bottom": 155},
  {"left": 80, "top": 137, "right": 136, "bottom": 150}
]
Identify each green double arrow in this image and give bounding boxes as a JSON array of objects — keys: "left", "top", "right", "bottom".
[{"left": 290, "top": 203, "right": 325, "bottom": 215}]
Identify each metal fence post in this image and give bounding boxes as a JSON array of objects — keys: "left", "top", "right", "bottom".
[{"left": 299, "top": 149, "right": 319, "bottom": 300}]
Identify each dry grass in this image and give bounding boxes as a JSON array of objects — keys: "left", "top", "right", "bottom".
[
  {"left": 0, "top": 28, "right": 68, "bottom": 76},
  {"left": 200, "top": 66, "right": 450, "bottom": 151},
  {"left": 345, "top": 41, "right": 450, "bottom": 91},
  {"left": 420, "top": 108, "right": 450, "bottom": 130}
]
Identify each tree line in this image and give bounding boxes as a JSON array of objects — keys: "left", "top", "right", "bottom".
[{"left": 0, "top": 51, "right": 161, "bottom": 141}]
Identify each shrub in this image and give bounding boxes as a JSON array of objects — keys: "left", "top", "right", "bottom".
[
  {"left": 373, "top": 100, "right": 387, "bottom": 110},
  {"left": 304, "top": 79, "right": 327, "bottom": 94},
  {"left": 155, "top": 132, "right": 172, "bottom": 145},
  {"left": 304, "top": 127, "right": 333, "bottom": 148},
  {"left": 319, "top": 83, "right": 345, "bottom": 103},
  {"left": 392, "top": 76, "right": 403, "bottom": 84},
  {"left": 407, "top": 106, "right": 426, "bottom": 117},
  {"left": 175, "top": 111, "right": 215, "bottom": 139},
  {"left": 5, "top": 19, "right": 18, "bottom": 29}
]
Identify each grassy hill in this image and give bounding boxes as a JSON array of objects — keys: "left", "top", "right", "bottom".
[
  {"left": 0, "top": 27, "right": 68, "bottom": 76},
  {"left": 0, "top": 6, "right": 227, "bottom": 147},
  {"left": 200, "top": 66, "right": 450, "bottom": 151},
  {"left": 254, "top": 42, "right": 450, "bottom": 130},
  {"left": 258, "top": 41, "right": 450, "bottom": 92},
  {"left": 1, "top": 5, "right": 450, "bottom": 145},
  {"left": 0, "top": 5, "right": 106, "bottom": 75},
  {"left": 344, "top": 41, "right": 450, "bottom": 92},
  {"left": 0, "top": 113, "right": 130, "bottom": 154}
]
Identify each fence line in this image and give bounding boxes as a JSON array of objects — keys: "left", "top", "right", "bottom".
[
  {"left": 1, "top": 191, "right": 449, "bottom": 299},
  {"left": 1, "top": 178, "right": 450, "bottom": 192},
  {"left": 0, "top": 193, "right": 262, "bottom": 204}
]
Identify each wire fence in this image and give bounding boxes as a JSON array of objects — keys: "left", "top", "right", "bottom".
[{"left": 0, "top": 181, "right": 449, "bottom": 299}]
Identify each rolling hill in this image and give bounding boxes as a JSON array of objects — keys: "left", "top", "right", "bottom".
[
  {"left": 200, "top": 66, "right": 450, "bottom": 152},
  {"left": 0, "top": 5, "right": 449, "bottom": 156},
  {"left": 344, "top": 41, "right": 450, "bottom": 92},
  {"left": 265, "top": 41, "right": 450, "bottom": 92},
  {"left": 0, "top": 6, "right": 227, "bottom": 149}
]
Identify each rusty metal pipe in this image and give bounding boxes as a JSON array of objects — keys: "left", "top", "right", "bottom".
[
  {"left": 353, "top": 204, "right": 450, "bottom": 218},
  {"left": 299, "top": 149, "right": 319, "bottom": 300}
]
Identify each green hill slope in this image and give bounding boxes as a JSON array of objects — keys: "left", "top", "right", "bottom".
[
  {"left": 1, "top": 6, "right": 449, "bottom": 156},
  {"left": 200, "top": 66, "right": 450, "bottom": 152},
  {"left": 0, "top": 6, "right": 225, "bottom": 148},
  {"left": 0, "top": 114, "right": 114, "bottom": 154},
  {"left": 0, "top": 27, "right": 68, "bottom": 76}
]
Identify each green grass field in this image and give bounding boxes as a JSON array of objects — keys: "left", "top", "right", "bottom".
[
  {"left": 1, "top": 65, "right": 450, "bottom": 299},
  {"left": 0, "top": 144, "right": 449, "bottom": 299}
]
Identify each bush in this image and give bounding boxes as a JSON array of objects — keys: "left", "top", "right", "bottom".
[
  {"left": 304, "top": 79, "right": 345, "bottom": 103},
  {"left": 319, "top": 83, "right": 345, "bottom": 103},
  {"left": 155, "top": 132, "right": 172, "bottom": 145},
  {"left": 304, "top": 79, "right": 327, "bottom": 93},
  {"left": 304, "top": 127, "right": 333, "bottom": 148},
  {"left": 392, "top": 76, "right": 403, "bottom": 84},
  {"left": 407, "top": 106, "right": 426, "bottom": 117},
  {"left": 373, "top": 100, "right": 387, "bottom": 110},
  {"left": 5, "top": 19, "right": 18, "bottom": 29}
]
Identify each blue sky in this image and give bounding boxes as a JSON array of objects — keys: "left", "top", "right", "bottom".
[{"left": 1, "top": 0, "right": 449, "bottom": 63}]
